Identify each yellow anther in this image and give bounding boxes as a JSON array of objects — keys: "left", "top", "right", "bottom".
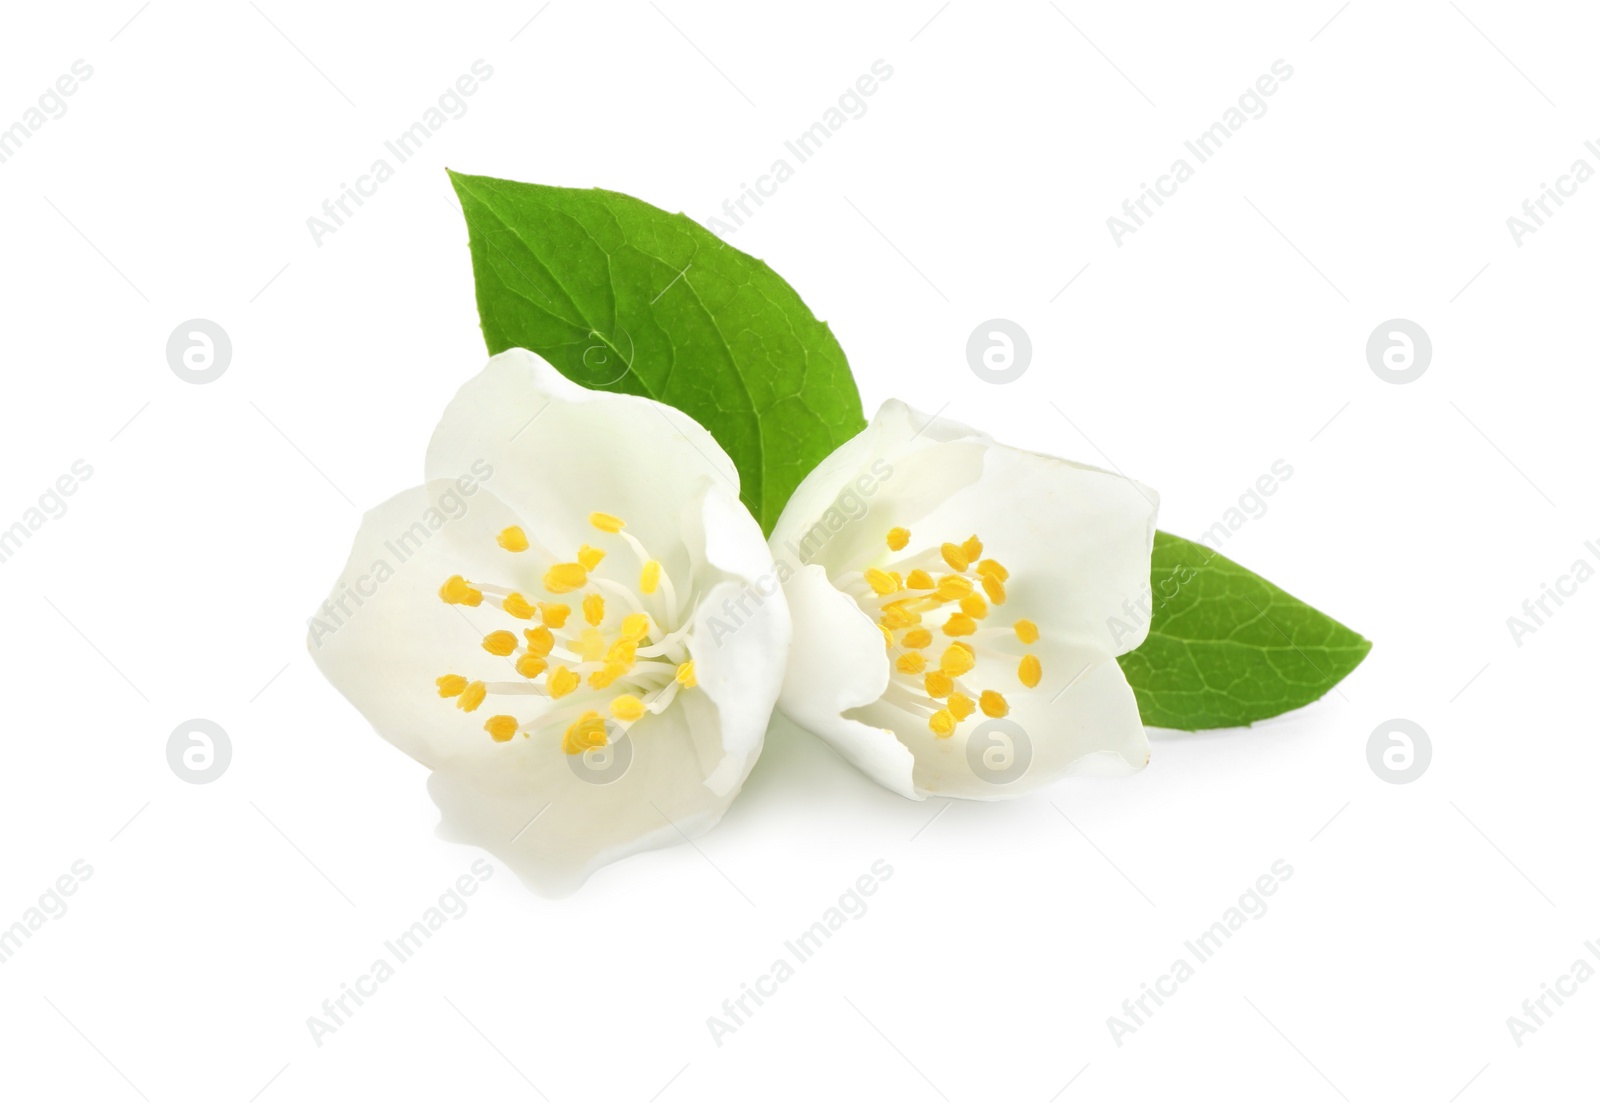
[
  {"left": 887, "top": 527, "right": 910, "bottom": 551},
  {"left": 640, "top": 560, "right": 661, "bottom": 594},
  {"left": 539, "top": 602, "right": 571, "bottom": 628},
  {"left": 611, "top": 694, "right": 646, "bottom": 721},
  {"left": 881, "top": 602, "right": 919, "bottom": 630},
  {"left": 562, "top": 711, "right": 607, "bottom": 754},
  {"left": 577, "top": 544, "right": 606, "bottom": 571},
  {"left": 485, "top": 715, "right": 518, "bottom": 742},
  {"left": 936, "top": 575, "right": 974, "bottom": 601},
  {"left": 589, "top": 512, "right": 625, "bottom": 533},
  {"left": 588, "top": 662, "right": 627, "bottom": 689},
  {"left": 577, "top": 628, "right": 607, "bottom": 662},
  {"left": 457, "top": 681, "right": 487, "bottom": 712},
  {"left": 523, "top": 625, "right": 555, "bottom": 657},
  {"left": 940, "top": 542, "right": 969, "bottom": 571},
  {"left": 982, "top": 574, "right": 1006, "bottom": 605},
  {"left": 676, "top": 660, "right": 697, "bottom": 688},
  {"left": 516, "top": 653, "right": 548, "bottom": 679},
  {"left": 1014, "top": 618, "right": 1039, "bottom": 644},
  {"left": 606, "top": 639, "right": 637, "bottom": 666},
  {"left": 961, "top": 535, "right": 983, "bottom": 562},
  {"left": 544, "top": 562, "right": 587, "bottom": 593},
  {"left": 888, "top": 571, "right": 904, "bottom": 590},
  {"left": 620, "top": 612, "right": 650, "bottom": 641},
  {"left": 902, "top": 627, "right": 933, "bottom": 649},
  {"left": 977, "top": 558, "right": 1009, "bottom": 582},
  {"left": 940, "top": 643, "right": 975, "bottom": 677},
  {"left": 583, "top": 592, "right": 605, "bottom": 627},
  {"left": 438, "top": 575, "right": 483, "bottom": 607},
  {"left": 482, "top": 630, "right": 518, "bottom": 656},
  {"left": 497, "top": 526, "right": 529, "bottom": 552},
  {"left": 547, "top": 666, "right": 579, "bottom": 698},
  {"left": 905, "top": 569, "right": 935, "bottom": 590},
  {"left": 896, "top": 652, "right": 926, "bottom": 674},
  {"left": 865, "top": 567, "right": 900, "bottom": 596},
  {"left": 1019, "top": 654, "right": 1042, "bottom": 688},
  {"left": 960, "top": 593, "right": 989, "bottom": 619},
  {"left": 979, "top": 690, "right": 1009, "bottom": 718},
  {"left": 502, "top": 592, "right": 536, "bottom": 620},
  {"left": 924, "top": 670, "right": 954, "bottom": 698},
  {"left": 948, "top": 691, "right": 975, "bottom": 721},
  {"left": 929, "top": 708, "right": 956, "bottom": 738},
  {"left": 436, "top": 674, "right": 468, "bottom": 698},
  {"left": 943, "top": 613, "right": 978, "bottom": 637}
]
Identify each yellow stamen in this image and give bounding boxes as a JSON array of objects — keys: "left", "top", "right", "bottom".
[
  {"left": 982, "top": 574, "right": 1006, "bottom": 605},
  {"left": 583, "top": 592, "right": 605, "bottom": 627},
  {"left": 577, "top": 628, "right": 607, "bottom": 662},
  {"left": 940, "top": 643, "right": 975, "bottom": 677},
  {"left": 640, "top": 560, "right": 661, "bottom": 594},
  {"left": 523, "top": 626, "right": 555, "bottom": 657},
  {"left": 929, "top": 708, "right": 956, "bottom": 738},
  {"left": 606, "top": 639, "right": 637, "bottom": 666},
  {"left": 959, "top": 594, "right": 988, "bottom": 619},
  {"left": 436, "top": 674, "right": 467, "bottom": 698},
  {"left": 935, "top": 574, "right": 974, "bottom": 600},
  {"left": 902, "top": 627, "right": 933, "bottom": 649},
  {"left": 577, "top": 544, "right": 606, "bottom": 571},
  {"left": 676, "top": 661, "right": 697, "bottom": 688},
  {"left": 924, "top": 670, "right": 954, "bottom": 698},
  {"left": 562, "top": 711, "right": 607, "bottom": 754},
  {"left": 881, "top": 602, "right": 919, "bottom": 629},
  {"left": 515, "top": 653, "right": 548, "bottom": 679},
  {"left": 620, "top": 612, "right": 650, "bottom": 641},
  {"left": 940, "top": 542, "right": 969, "bottom": 571},
  {"left": 547, "top": 666, "right": 579, "bottom": 698},
  {"left": 948, "top": 691, "right": 975, "bottom": 721},
  {"left": 1014, "top": 618, "right": 1039, "bottom": 645},
  {"left": 943, "top": 613, "right": 978, "bottom": 637},
  {"left": 438, "top": 575, "right": 483, "bottom": 606},
  {"left": 979, "top": 690, "right": 1009, "bottom": 718},
  {"left": 457, "top": 681, "right": 486, "bottom": 712},
  {"left": 502, "top": 592, "right": 536, "bottom": 620},
  {"left": 887, "top": 527, "right": 910, "bottom": 551},
  {"left": 610, "top": 694, "right": 646, "bottom": 721},
  {"left": 540, "top": 602, "right": 571, "bottom": 628},
  {"left": 482, "top": 630, "right": 518, "bottom": 656},
  {"left": 1019, "top": 654, "right": 1042, "bottom": 688},
  {"left": 906, "top": 569, "right": 935, "bottom": 590},
  {"left": 544, "top": 562, "right": 587, "bottom": 593},
  {"left": 496, "top": 526, "right": 529, "bottom": 553},
  {"left": 896, "top": 652, "right": 926, "bottom": 674},
  {"left": 485, "top": 715, "right": 518, "bottom": 742},
  {"left": 589, "top": 512, "right": 625, "bottom": 533},
  {"left": 961, "top": 535, "right": 983, "bottom": 562},
  {"left": 588, "top": 662, "right": 627, "bottom": 689},
  {"left": 977, "top": 558, "right": 1009, "bottom": 581},
  {"left": 865, "top": 567, "right": 899, "bottom": 596}
]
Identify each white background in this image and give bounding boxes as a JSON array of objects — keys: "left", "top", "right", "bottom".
[{"left": 1, "top": 1, "right": 1595, "bottom": 1101}]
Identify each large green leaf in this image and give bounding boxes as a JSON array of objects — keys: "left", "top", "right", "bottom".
[
  {"left": 1117, "top": 532, "right": 1371, "bottom": 730},
  {"left": 449, "top": 172, "right": 864, "bottom": 533}
]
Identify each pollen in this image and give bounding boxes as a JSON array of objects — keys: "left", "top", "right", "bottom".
[
  {"left": 640, "top": 560, "right": 661, "bottom": 594},
  {"left": 940, "top": 542, "right": 970, "bottom": 571},
  {"left": 577, "top": 544, "right": 606, "bottom": 571},
  {"left": 485, "top": 715, "right": 518, "bottom": 742},
  {"left": 676, "top": 660, "right": 697, "bottom": 688},
  {"left": 502, "top": 592, "right": 536, "bottom": 620},
  {"left": 562, "top": 711, "right": 607, "bottom": 755},
  {"left": 620, "top": 612, "right": 650, "bottom": 641},
  {"left": 906, "top": 569, "right": 935, "bottom": 590},
  {"left": 547, "top": 665, "right": 579, "bottom": 698},
  {"left": 523, "top": 626, "right": 555, "bottom": 657},
  {"left": 482, "top": 630, "right": 518, "bottom": 656},
  {"left": 977, "top": 558, "right": 1009, "bottom": 582},
  {"left": 865, "top": 567, "right": 900, "bottom": 596},
  {"left": 457, "top": 681, "right": 487, "bottom": 712},
  {"left": 940, "top": 643, "right": 975, "bottom": 677},
  {"left": 436, "top": 674, "right": 468, "bottom": 698},
  {"left": 1014, "top": 618, "right": 1039, "bottom": 644},
  {"left": 902, "top": 627, "right": 933, "bottom": 649},
  {"left": 979, "top": 690, "right": 1009, "bottom": 718},
  {"left": 924, "top": 670, "right": 954, "bottom": 698},
  {"left": 610, "top": 695, "right": 646, "bottom": 721},
  {"left": 961, "top": 535, "right": 983, "bottom": 562},
  {"left": 948, "top": 691, "right": 975, "bottom": 721},
  {"left": 544, "top": 562, "right": 587, "bottom": 594},
  {"left": 588, "top": 662, "right": 627, "bottom": 689},
  {"left": 516, "top": 653, "right": 547, "bottom": 679},
  {"left": 1019, "top": 654, "right": 1042, "bottom": 688},
  {"left": 438, "top": 575, "right": 483, "bottom": 606},
  {"left": 929, "top": 708, "right": 956, "bottom": 738},
  {"left": 982, "top": 574, "right": 1006, "bottom": 605},
  {"left": 887, "top": 527, "right": 910, "bottom": 551},
  {"left": 881, "top": 602, "right": 919, "bottom": 630},
  {"left": 943, "top": 613, "right": 977, "bottom": 637},
  {"left": 539, "top": 603, "right": 571, "bottom": 628},
  {"left": 583, "top": 592, "right": 605, "bottom": 626},
  {"left": 935, "top": 574, "right": 973, "bottom": 600},
  {"left": 497, "top": 526, "right": 529, "bottom": 552},
  {"left": 589, "top": 512, "right": 625, "bottom": 533},
  {"left": 959, "top": 594, "right": 988, "bottom": 619},
  {"left": 896, "top": 652, "right": 926, "bottom": 674}
]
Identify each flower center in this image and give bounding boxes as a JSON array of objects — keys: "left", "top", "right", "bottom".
[
  {"left": 434, "top": 512, "right": 697, "bottom": 751},
  {"left": 836, "top": 528, "right": 1041, "bottom": 739}
]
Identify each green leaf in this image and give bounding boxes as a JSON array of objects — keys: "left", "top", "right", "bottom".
[
  {"left": 448, "top": 171, "right": 865, "bottom": 534},
  {"left": 1117, "top": 532, "right": 1371, "bottom": 730}
]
